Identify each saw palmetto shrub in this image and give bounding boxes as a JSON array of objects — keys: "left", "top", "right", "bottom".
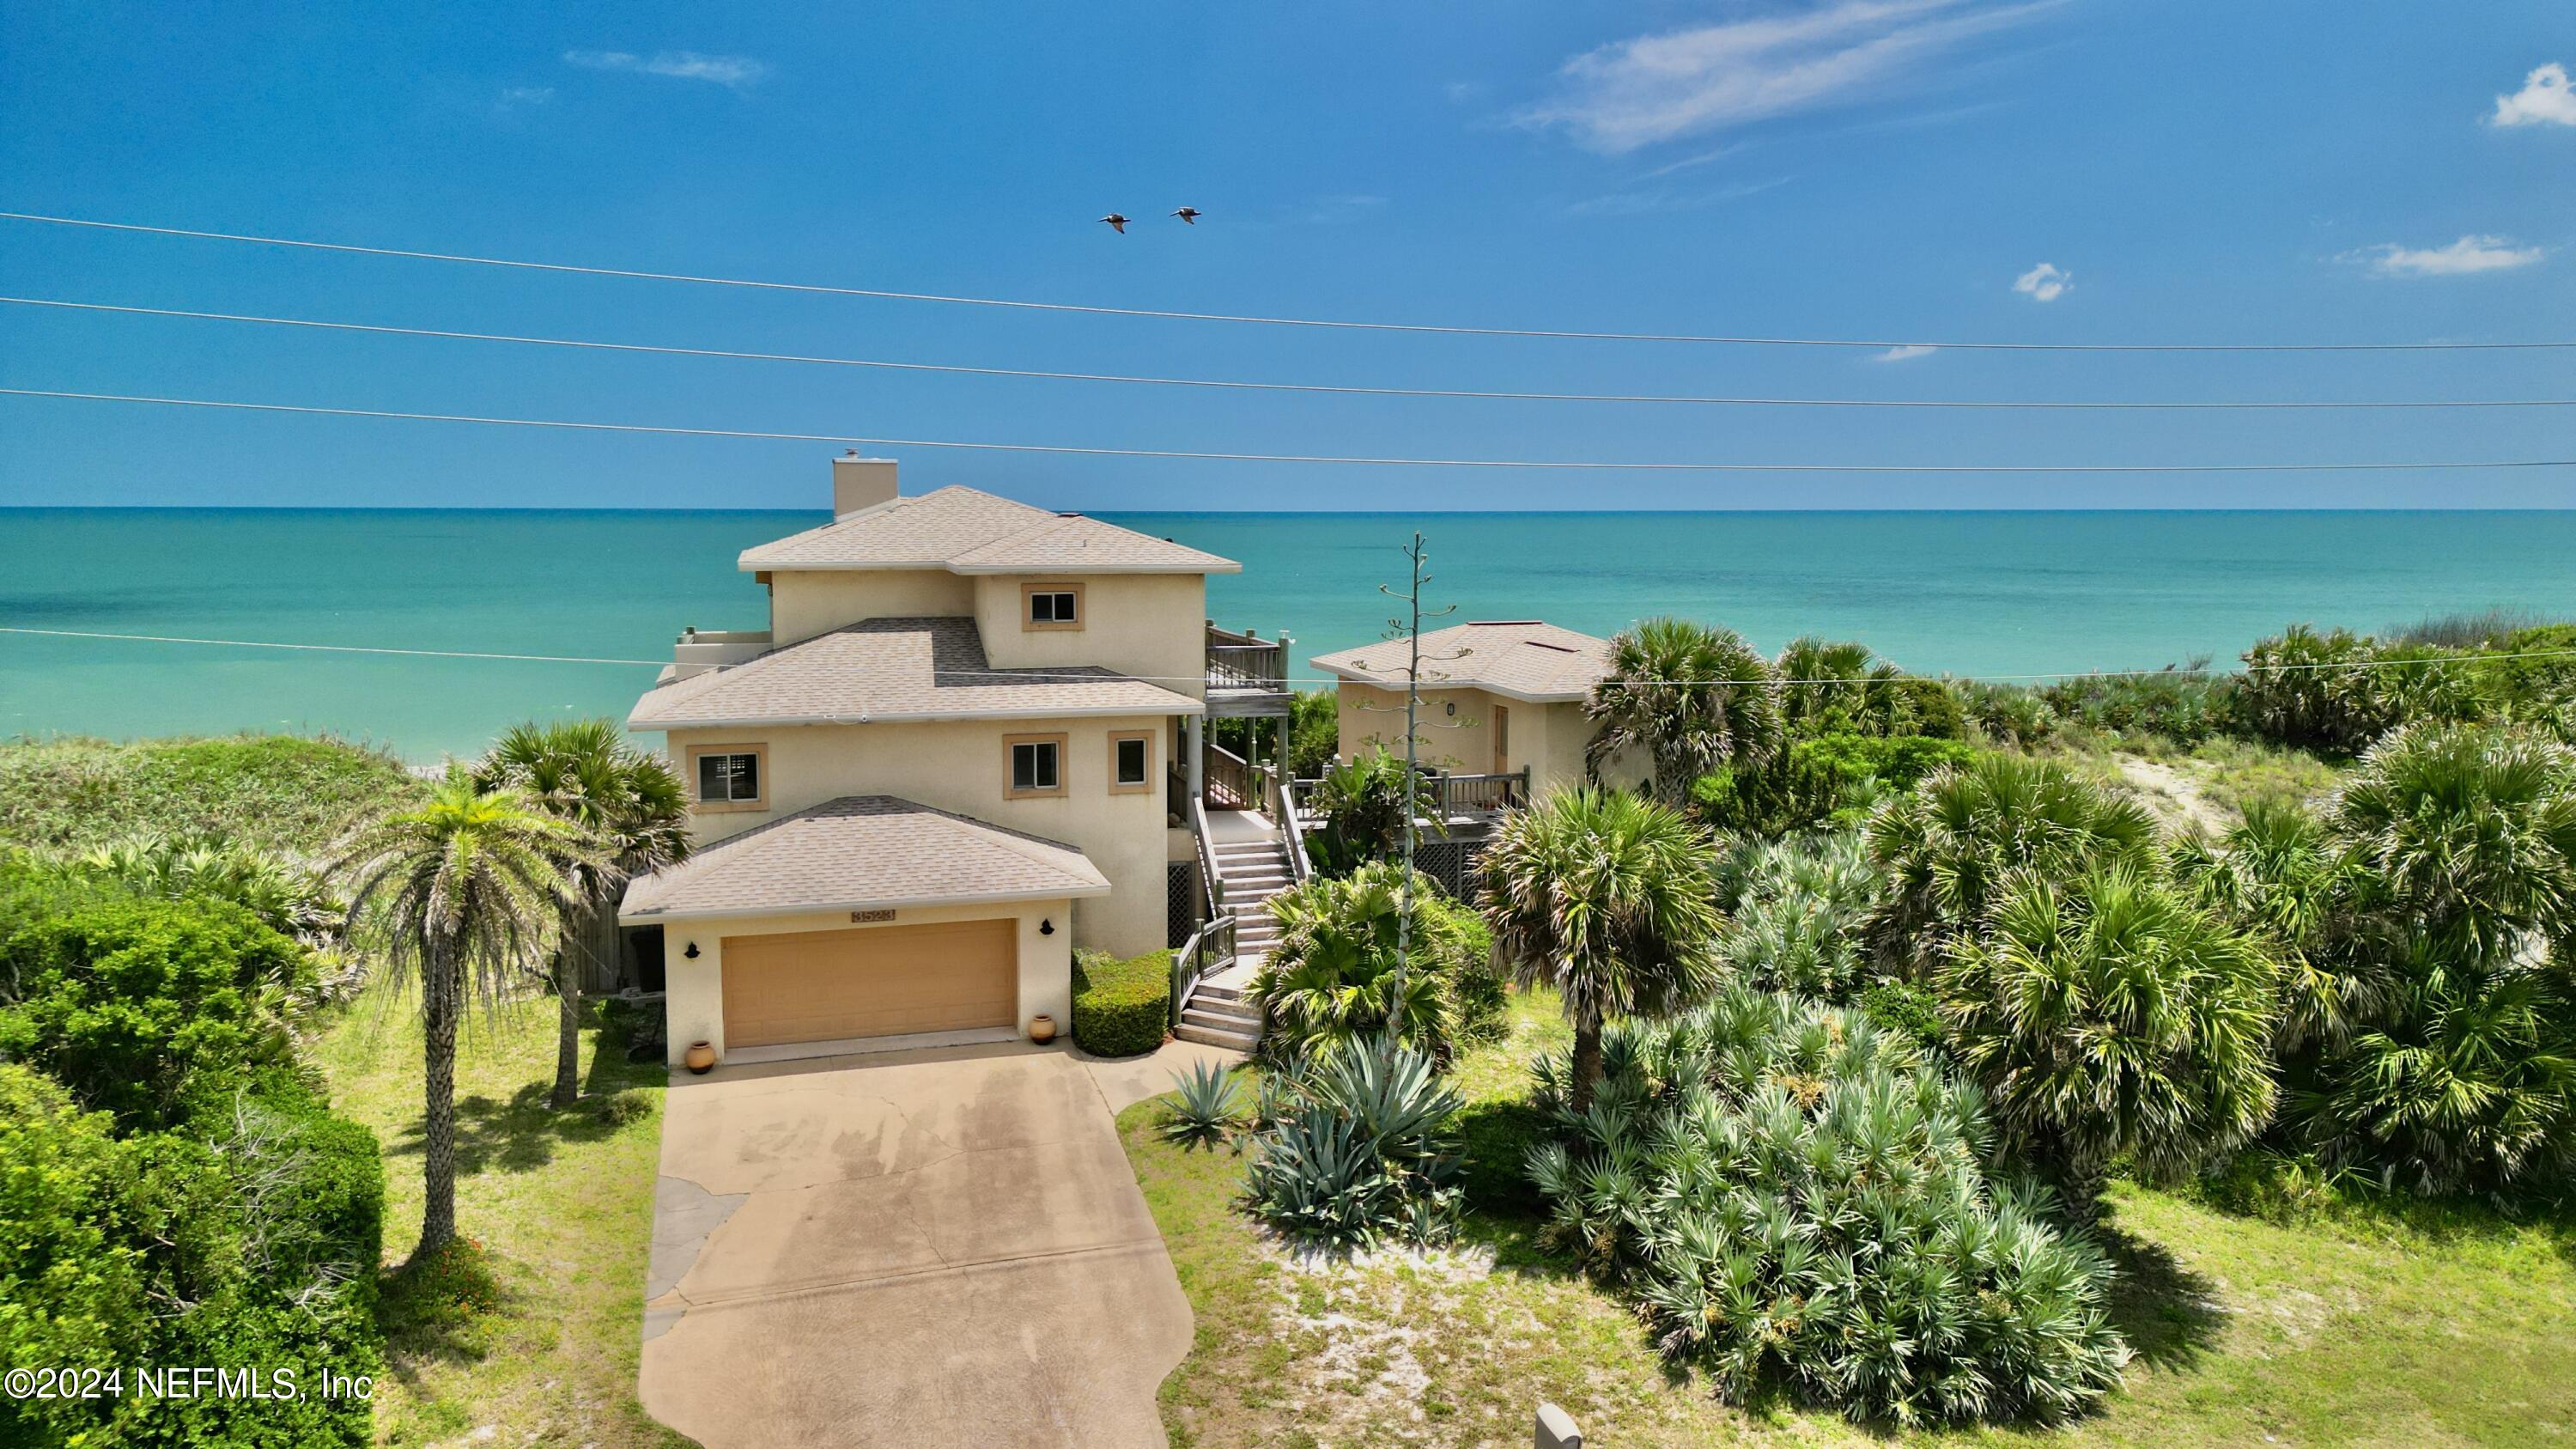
[
  {"left": 1712, "top": 831, "right": 1880, "bottom": 1002},
  {"left": 1243, "top": 1034, "right": 1464, "bottom": 1251},
  {"left": 1526, "top": 991, "right": 2129, "bottom": 1427}
]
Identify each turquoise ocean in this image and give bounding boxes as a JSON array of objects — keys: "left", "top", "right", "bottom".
[{"left": 3, "top": 508, "right": 2573, "bottom": 762}]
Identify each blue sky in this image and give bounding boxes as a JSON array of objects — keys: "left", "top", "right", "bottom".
[{"left": 3, "top": 0, "right": 2573, "bottom": 510}]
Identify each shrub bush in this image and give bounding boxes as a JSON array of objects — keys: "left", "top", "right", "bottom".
[
  {"left": 1857, "top": 980, "right": 1944, "bottom": 1053},
  {"left": 1938, "top": 866, "right": 2282, "bottom": 1197},
  {"left": 2038, "top": 664, "right": 2233, "bottom": 744},
  {"left": 1244, "top": 1035, "right": 1463, "bottom": 1251},
  {"left": 1251, "top": 862, "right": 1492, "bottom": 1063},
  {"left": 1951, "top": 679, "right": 2059, "bottom": 748},
  {"left": 1072, "top": 947, "right": 1171, "bottom": 1056},
  {"left": 1527, "top": 991, "right": 2129, "bottom": 1425},
  {"left": 0, "top": 866, "right": 313, "bottom": 1129},
  {"left": 1712, "top": 831, "right": 1879, "bottom": 1001}
]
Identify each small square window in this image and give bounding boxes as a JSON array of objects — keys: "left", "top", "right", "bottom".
[
  {"left": 1022, "top": 582, "right": 1085, "bottom": 630},
  {"left": 692, "top": 750, "right": 762, "bottom": 807},
  {"left": 1115, "top": 737, "right": 1148, "bottom": 784},
  {"left": 1009, "top": 737, "right": 1065, "bottom": 797},
  {"left": 1031, "top": 591, "right": 1078, "bottom": 624}
]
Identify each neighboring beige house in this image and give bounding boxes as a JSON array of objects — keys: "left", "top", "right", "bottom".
[
  {"left": 1311, "top": 618, "right": 1645, "bottom": 812},
  {"left": 620, "top": 456, "right": 1287, "bottom": 1065}
]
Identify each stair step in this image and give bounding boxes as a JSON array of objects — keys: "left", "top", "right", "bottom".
[
  {"left": 1198, "top": 982, "right": 1247, "bottom": 1002},
  {"left": 1176, "top": 1023, "right": 1261, "bottom": 1050},
  {"left": 1184, "top": 1003, "right": 1261, "bottom": 1030}
]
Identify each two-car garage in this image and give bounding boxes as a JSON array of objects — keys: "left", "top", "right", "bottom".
[
  {"left": 619, "top": 795, "right": 1110, "bottom": 1067},
  {"left": 718, "top": 919, "right": 1018, "bottom": 1048}
]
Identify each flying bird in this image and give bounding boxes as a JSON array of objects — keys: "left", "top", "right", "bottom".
[
  {"left": 1099, "top": 213, "right": 1129, "bottom": 234},
  {"left": 1172, "top": 207, "right": 1200, "bottom": 224}
]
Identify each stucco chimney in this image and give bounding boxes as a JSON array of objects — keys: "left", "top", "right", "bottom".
[{"left": 832, "top": 452, "right": 898, "bottom": 516}]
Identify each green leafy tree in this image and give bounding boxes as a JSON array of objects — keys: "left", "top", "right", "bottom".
[
  {"left": 1479, "top": 788, "right": 1724, "bottom": 1111},
  {"left": 1939, "top": 867, "right": 2281, "bottom": 1201},
  {"left": 335, "top": 779, "right": 595, "bottom": 1258},
  {"left": 1303, "top": 746, "right": 1438, "bottom": 876},
  {"left": 1862, "top": 752, "right": 2159, "bottom": 977},
  {"left": 1586, "top": 618, "right": 1783, "bottom": 805},
  {"left": 472, "top": 719, "right": 691, "bottom": 1108},
  {"left": 1250, "top": 861, "right": 1494, "bottom": 1062}
]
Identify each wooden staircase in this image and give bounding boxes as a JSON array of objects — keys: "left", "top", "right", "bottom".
[{"left": 1170, "top": 833, "right": 1300, "bottom": 1050}]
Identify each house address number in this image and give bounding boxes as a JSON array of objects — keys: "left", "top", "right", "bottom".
[{"left": 851, "top": 909, "right": 896, "bottom": 923}]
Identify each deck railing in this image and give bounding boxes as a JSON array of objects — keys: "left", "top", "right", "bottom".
[
  {"left": 1205, "top": 642, "right": 1286, "bottom": 694},
  {"left": 1188, "top": 794, "right": 1225, "bottom": 922},
  {"left": 1431, "top": 769, "right": 1530, "bottom": 818},
  {"left": 1273, "top": 765, "right": 1315, "bottom": 885},
  {"left": 1170, "top": 913, "right": 1238, "bottom": 1027},
  {"left": 1205, "top": 740, "right": 1255, "bottom": 810}
]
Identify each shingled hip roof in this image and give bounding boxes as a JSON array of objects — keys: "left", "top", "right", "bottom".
[
  {"left": 628, "top": 616, "right": 1202, "bottom": 728},
  {"left": 618, "top": 795, "right": 1111, "bottom": 922},
  {"left": 1309, "top": 620, "right": 1614, "bottom": 702},
  {"left": 738, "top": 485, "right": 1241, "bottom": 575}
]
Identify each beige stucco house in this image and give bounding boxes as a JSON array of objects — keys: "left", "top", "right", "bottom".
[
  {"left": 1311, "top": 618, "right": 1645, "bottom": 812},
  {"left": 620, "top": 456, "right": 1285, "bottom": 1065}
]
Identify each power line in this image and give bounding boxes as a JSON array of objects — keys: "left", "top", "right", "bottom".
[
  {"left": 13, "top": 295, "right": 2575, "bottom": 412},
  {"left": 7, "top": 210, "right": 2572, "bottom": 355},
  {"left": 9, "top": 387, "right": 2574, "bottom": 474},
  {"left": 9, "top": 624, "right": 2575, "bottom": 684}
]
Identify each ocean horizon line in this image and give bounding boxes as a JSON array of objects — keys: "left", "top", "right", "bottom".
[{"left": 7, "top": 503, "right": 2576, "bottom": 517}]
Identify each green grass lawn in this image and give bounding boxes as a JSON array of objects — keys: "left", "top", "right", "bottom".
[
  {"left": 1121, "top": 989, "right": 2576, "bottom": 1447},
  {"left": 312, "top": 988, "right": 688, "bottom": 1448},
  {"left": 0, "top": 734, "right": 426, "bottom": 855}
]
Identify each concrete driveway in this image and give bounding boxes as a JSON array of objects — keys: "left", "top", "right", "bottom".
[{"left": 640, "top": 1042, "right": 1196, "bottom": 1448}]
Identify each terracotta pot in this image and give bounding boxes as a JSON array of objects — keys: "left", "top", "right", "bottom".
[
  {"left": 683, "top": 1041, "right": 717, "bottom": 1075},
  {"left": 1028, "top": 1014, "right": 1059, "bottom": 1044}
]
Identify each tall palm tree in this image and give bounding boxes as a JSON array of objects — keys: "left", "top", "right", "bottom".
[
  {"left": 473, "top": 719, "right": 692, "bottom": 1108},
  {"left": 1479, "top": 788, "right": 1726, "bottom": 1111},
  {"left": 335, "top": 778, "right": 597, "bottom": 1259},
  {"left": 1585, "top": 618, "right": 1783, "bottom": 806}
]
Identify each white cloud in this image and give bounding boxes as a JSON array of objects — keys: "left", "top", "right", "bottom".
[
  {"left": 1516, "top": 0, "right": 2057, "bottom": 154},
  {"left": 2013, "top": 261, "right": 2070, "bottom": 301},
  {"left": 495, "top": 85, "right": 554, "bottom": 110},
  {"left": 2347, "top": 234, "right": 2544, "bottom": 277},
  {"left": 2491, "top": 62, "right": 2576, "bottom": 127},
  {"left": 563, "top": 50, "right": 768, "bottom": 88},
  {"left": 1873, "top": 344, "right": 1937, "bottom": 362}
]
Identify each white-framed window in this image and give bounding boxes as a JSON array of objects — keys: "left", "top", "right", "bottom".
[
  {"left": 1006, "top": 734, "right": 1068, "bottom": 798},
  {"left": 686, "top": 745, "right": 767, "bottom": 812}
]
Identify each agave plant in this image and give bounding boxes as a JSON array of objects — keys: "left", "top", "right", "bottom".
[
  {"left": 1162, "top": 1059, "right": 1245, "bottom": 1151},
  {"left": 1527, "top": 989, "right": 2129, "bottom": 1424},
  {"left": 1242, "top": 1034, "right": 1463, "bottom": 1251},
  {"left": 1938, "top": 866, "right": 2282, "bottom": 1199},
  {"left": 1862, "top": 752, "right": 2159, "bottom": 978}
]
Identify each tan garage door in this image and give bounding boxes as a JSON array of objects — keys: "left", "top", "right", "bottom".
[{"left": 720, "top": 919, "right": 1018, "bottom": 1048}]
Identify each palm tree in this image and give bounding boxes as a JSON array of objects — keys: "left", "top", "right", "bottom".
[
  {"left": 472, "top": 719, "right": 692, "bottom": 1108},
  {"left": 335, "top": 778, "right": 598, "bottom": 1259},
  {"left": 1249, "top": 861, "right": 1464, "bottom": 1062},
  {"left": 2330, "top": 722, "right": 2576, "bottom": 961},
  {"left": 1939, "top": 865, "right": 2281, "bottom": 1202},
  {"left": 1585, "top": 618, "right": 1783, "bottom": 806},
  {"left": 1479, "top": 788, "right": 1726, "bottom": 1111},
  {"left": 1863, "top": 752, "right": 2159, "bottom": 977}
]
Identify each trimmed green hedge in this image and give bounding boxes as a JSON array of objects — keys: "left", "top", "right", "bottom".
[{"left": 1072, "top": 948, "right": 1171, "bottom": 1056}]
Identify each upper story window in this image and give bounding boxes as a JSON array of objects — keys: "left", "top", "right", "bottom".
[
  {"left": 688, "top": 744, "right": 767, "bottom": 813},
  {"left": 1006, "top": 733, "right": 1068, "bottom": 799},
  {"left": 1109, "top": 730, "right": 1155, "bottom": 795},
  {"left": 1022, "top": 581, "right": 1084, "bottom": 632}
]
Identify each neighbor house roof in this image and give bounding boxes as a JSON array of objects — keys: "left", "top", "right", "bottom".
[
  {"left": 617, "top": 795, "right": 1109, "bottom": 922},
  {"left": 628, "top": 617, "right": 1202, "bottom": 729},
  {"left": 1309, "top": 620, "right": 1614, "bottom": 703},
  {"left": 738, "top": 485, "right": 1241, "bottom": 575}
]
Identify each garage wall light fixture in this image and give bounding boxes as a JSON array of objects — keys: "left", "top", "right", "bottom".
[
  {"left": 683, "top": 941, "right": 701, "bottom": 959},
  {"left": 1040, "top": 918, "right": 1055, "bottom": 935}
]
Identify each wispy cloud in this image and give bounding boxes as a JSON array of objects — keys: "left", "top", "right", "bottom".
[
  {"left": 2345, "top": 234, "right": 2544, "bottom": 277},
  {"left": 2013, "top": 261, "right": 2070, "bottom": 301},
  {"left": 562, "top": 50, "right": 768, "bottom": 88},
  {"left": 2490, "top": 62, "right": 2576, "bottom": 127},
  {"left": 1564, "top": 175, "right": 1795, "bottom": 217},
  {"left": 495, "top": 85, "right": 554, "bottom": 111},
  {"left": 1517, "top": 0, "right": 2058, "bottom": 154},
  {"left": 1873, "top": 344, "right": 1938, "bottom": 362}
]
